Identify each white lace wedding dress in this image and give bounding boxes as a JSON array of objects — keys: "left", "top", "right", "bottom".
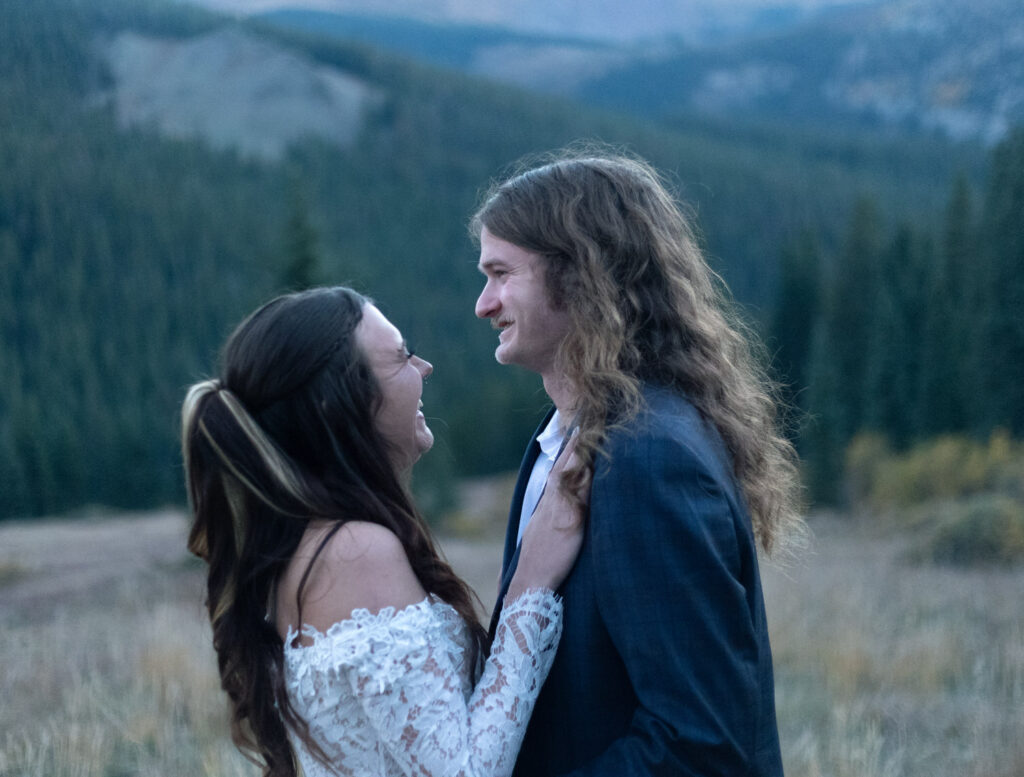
[{"left": 282, "top": 588, "right": 562, "bottom": 777}]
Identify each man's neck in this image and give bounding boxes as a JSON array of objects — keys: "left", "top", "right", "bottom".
[{"left": 542, "top": 373, "right": 577, "bottom": 420}]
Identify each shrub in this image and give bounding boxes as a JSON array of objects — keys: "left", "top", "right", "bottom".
[
  {"left": 843, "top": 432, "right": 892, "bottom": 509},
  {"left": 0, "top": 561, "right": 28, "bottom": 587},
  {"left": 843, "top": 430, "right": 1024, "bottom": 511},
  {"left": 914, "top": 494, "right": 1024, "bottom": 566}
]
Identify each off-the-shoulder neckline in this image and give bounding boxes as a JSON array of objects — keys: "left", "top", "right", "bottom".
[{"left": 283, "top": 595, "right": 455, "bottom": 652}]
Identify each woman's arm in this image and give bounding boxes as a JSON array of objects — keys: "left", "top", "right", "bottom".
[{"left": 285, "top": 521, "right": 564, "bottom": 777}]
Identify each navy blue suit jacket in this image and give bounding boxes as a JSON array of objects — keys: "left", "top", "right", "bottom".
[{"left": 490, "top": 385, "right": 784, "bottom": 777}]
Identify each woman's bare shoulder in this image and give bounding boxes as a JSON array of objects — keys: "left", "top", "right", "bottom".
[{"left": 278, "top": 520, "right": 428, "bottom": 639}]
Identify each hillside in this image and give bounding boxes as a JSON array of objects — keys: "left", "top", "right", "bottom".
[
  {"left": 0, "top": 0, "right": 989, "bottom": 519},
  {"left": 253, "top": 0, "right": 1024, "bottom": 145},
  {"left": 583, "top": 0, "right": 1024, "bottom": 144},
  {"left": 97, "top": 26, "right": 378, "bottom": 160}
]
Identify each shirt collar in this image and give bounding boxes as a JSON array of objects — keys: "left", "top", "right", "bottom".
[{"left": 536, "top": 410, "right": 565, "bottom": 461}]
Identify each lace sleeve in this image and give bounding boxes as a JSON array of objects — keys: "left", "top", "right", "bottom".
[{"left": 323, "top": 589, "right": 561, "bottom": 777}]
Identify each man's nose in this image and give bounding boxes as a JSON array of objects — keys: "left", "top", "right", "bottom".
[
  {"left": 475, "top": 281, "right": 499, "bottom": 319},
  {"left": 416, "top": 357, "right": 433, "bottom": 379}
]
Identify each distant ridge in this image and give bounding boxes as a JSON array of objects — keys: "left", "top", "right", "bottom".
[
  {"left": 184, "top": 0, "right": 878, "bottom": 46},
  {"left": 248, "top": 0, "right": 1024, "bottom": 144}
]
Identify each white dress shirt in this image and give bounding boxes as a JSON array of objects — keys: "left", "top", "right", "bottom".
[{"left": 517, "top": 410, "right": 566, "bottom": 545}]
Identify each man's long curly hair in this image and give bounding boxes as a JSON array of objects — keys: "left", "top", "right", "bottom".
[
  {"left": 182, "top": 287, "right": 486, "bottom": 776},
  {"left": 471, "top": 149, "right": 804, "bottom": 556}
]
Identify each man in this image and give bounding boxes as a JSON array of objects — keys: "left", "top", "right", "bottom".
[{"left": 472, "top": 151, "right": 804, "bottom": 776}]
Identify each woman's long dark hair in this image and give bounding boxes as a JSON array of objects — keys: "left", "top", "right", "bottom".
[{"left": 182, "top": 287, "right": 486, "bottom": 776}]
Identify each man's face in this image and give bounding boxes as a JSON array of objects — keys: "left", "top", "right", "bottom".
[{"left": 475, "top": 227, "right": 571, "bottom": 378}]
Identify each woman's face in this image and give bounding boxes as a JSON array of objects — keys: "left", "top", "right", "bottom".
[{"left": 355, "top": 304, "right": 434, "bottom": 471}]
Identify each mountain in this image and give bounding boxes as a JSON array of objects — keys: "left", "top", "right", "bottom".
[
  {"left": 581, "top": 0, "right": 1024, "bottom": 144},
  {"left": 249, "top": 0, "right": 1023, "bottom": 145},
  {"left": 0, "top": 0, "right": 984, "bottom": 519},
  {"left": 85, "top": 8, "right": 978, "bottom": 303}
]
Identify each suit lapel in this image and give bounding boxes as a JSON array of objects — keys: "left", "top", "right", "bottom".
[{"left": 488, "top": 407, "right": 555, "bottom": 638}]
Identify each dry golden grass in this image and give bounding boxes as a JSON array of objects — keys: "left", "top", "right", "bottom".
[
  {"left": 765, "top": 516, "right": 1024, "bottom": 777},
  {"left": 0, "top": 506, "right": 1021, "bottom": 776}
]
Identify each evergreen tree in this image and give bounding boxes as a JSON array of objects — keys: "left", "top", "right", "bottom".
[
  {"left": 280, "top": 180, "right": 322, "bottom": 293},
  {"left": 832, "top": 198, "right": 885, "bottom": 438},
  {"left": 769, "top": 229, "right": 822, "bottom": 413},
  {"left": 801, "top": 323, "right": 847, "bottom": 503},
  {"left": 863, "top": 224, "right": 930, "bottom": 447},
  {"left": 802, "top": 198, "right": 884, "bottom": 503},
  {"left": 974, "top": 128, "right": 1024, "bottom": 435},
  {"left": 918, "top": 173, "right": 973, "bottom": 435}
]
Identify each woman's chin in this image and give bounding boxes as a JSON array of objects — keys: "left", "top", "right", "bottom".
[
  {"left": 417, "top": 432, "right": 435, "bottom": 458},
  {"left": 398, "top": 433, "right": 434, "bottom": 473}
]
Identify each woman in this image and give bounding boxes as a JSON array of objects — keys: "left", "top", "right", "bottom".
[{"left": 182, "top": 286, "right": 585, "bottom": 777}]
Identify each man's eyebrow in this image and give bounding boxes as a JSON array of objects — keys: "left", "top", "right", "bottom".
[{"left": 478, "top": 257, "right": 509, "bottom": 273}]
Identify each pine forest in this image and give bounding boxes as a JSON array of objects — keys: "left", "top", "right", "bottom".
[{"left": 1, "top": 0, "right": 1022, "bottom": 524}]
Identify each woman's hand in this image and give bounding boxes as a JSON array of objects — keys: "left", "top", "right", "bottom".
[{"left": 505, "top": 433, "right": 590, "bottom": 601}]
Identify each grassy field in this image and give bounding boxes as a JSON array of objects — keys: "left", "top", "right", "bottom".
[{"left": 0, "top": 505, "right": 1021, "bottom": 777}]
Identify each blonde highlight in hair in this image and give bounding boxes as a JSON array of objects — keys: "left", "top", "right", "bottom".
[
  {"left": 199, "top": 389, "right": 318, "bottom": 517},
  {"left": 472, "top": 148, "right": 805, "bottom": 556}
]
